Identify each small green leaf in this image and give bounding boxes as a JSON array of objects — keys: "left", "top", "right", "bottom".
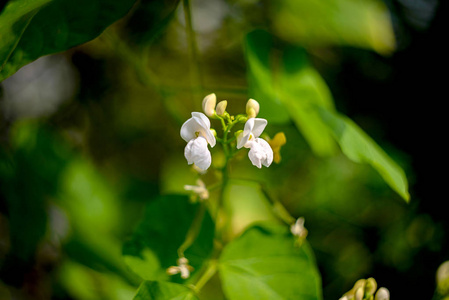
[
  {"left": 219, "top": 223, "right": 323, "bottom": 300},
  {"left": 123, "top": 195, "right": 214, "bottom": 281},
  {"left": 0, "top": 0, "right": 136, "bottom": 81},
  {"left": 318, "top": 107, "right": 410, "bottom": 202},
  {"left": 133, "top": 281, "right": 198, "bottom": 300}
]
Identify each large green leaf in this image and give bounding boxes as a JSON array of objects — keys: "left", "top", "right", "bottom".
[
  {"left": 244, "top": 30, "right": 290, "bottom": 124},
  {"left": 245, "top": 30, "right": 409, "bottom": 201},
  {"left": 271, "top": 0, "right": 395, "bottom": 55},
  {"left": 318, "top": 108, "right": 410, "bottom": 202},
  {"left": 0, "top": 121, "right": 69, "bottom": 281},
  {"left": 219, "top": 223, "right": 323, "bottom": 300},
  {"left": 222, "top": 179, "right": 279, "bottom": 241},
  {"left": 279, "top": 45, "right": 338, "bottom": 156},
  {"left": 123, "top": 195, "right": 214, "bottom": 282},
  {"left": 133, "top": 281, "right": 198, "bottom": 300},
  {"left": 122, "top": 0, "right": 181, "bottom": 45},
  {"left": 0, "top": 0, "right": 136, "bottom": 81},
  {"left": 245, "top": 30, "right": 337, "bottom": 156}
]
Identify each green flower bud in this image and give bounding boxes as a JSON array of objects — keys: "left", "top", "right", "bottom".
[{"left": 365, "top": 277, "right": 378, "bottom": 296}]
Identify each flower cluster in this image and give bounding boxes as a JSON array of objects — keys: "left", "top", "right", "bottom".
[{"left": 180, "top": 94, "right": 277, "bottom": 171}]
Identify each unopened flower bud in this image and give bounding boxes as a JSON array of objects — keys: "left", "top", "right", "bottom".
[
  {"left": 365, "top": 278, "right": 378, "bottom": 296},
  {"left": 216, "top": 100, "right": 227, "bottom": 116},
  {"left": 202, "top": 93, "right": 217, "bottom": 117},
  {"left": 246, "top": 99, "right": 260, "bottom": 118},
  {"left": 178, "top": 257, "right": 189, "bottom": 265},
  {"left": 437, "top": 261, "right": 449, "bottom": 295},
  {"left": 374, "top": 287, "right": 390, "bottom": 300},
  {"left": 354, "top": 287, "right": 364, "bottom": 300}
]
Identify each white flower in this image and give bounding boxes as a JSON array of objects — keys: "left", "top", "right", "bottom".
[
  {"left": 181, "top": 112, "right": 216, "bottom": 171},
  {"left": 290, "top": 217, "right": 308, "bottom": 238},
  {"left": 184, "top": 179, "right": 209, "bottom": 201},
  {"left": 237, "top": 118, "right": 273, "bottom": 168},
  {"left": 167, "top": 257, "right": 193, "bottom": 279},
  {"left": 247, "top": 139, "right": 273, "bottom": 168}
]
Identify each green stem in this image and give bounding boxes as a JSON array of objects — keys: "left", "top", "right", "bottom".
[
  {"left": 207, "top": 182, "right": 222, "bottom": 192},
  {"left": 102, "top": 31, "right": 184, "bottom": 125},
  {"left": 183, "top": 0, "right": 203, "bottom": 100},
  {"left": 178, "top": 202, "right": 206, "bottom": 257},
  {"left": 261, "top": 186, "right": 296, "bottom": 225},
  {"left": 225, "top": 136, "right": 236, "bottom": 144},
  {"left": 193, "top": 259, "right": 218, "bottom": 293}
]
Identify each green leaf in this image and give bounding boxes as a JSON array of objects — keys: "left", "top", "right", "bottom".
[
  {"left": 219, "top": 223, "right": 323, "bottom": 300},
  {"left": 245, "top": 30, "right": 290, "bottom": 124},
  {"left": 123, "top": 195, "right": 214, "bottom": 281},
  {"left": 279, "top": 46, "right": 338, "bottom": 156},
  {"left": 318, "top": 108, "right": 410, "bottom": 202},
  {"left": 0, "top": 121, "right": 70, "bottom": 262},
  {"left": 271, "top": 0, "right": 395, "bottom": 55},
  {"left": 245, "top": 30, "right": 409, "bottom": 201},
  {"left": 133, "top": 281, "right": 198, "bottom": 300},
  {"left": 245, "top": 30, "right": 337, "bottom": 156},
  {"left": 122, "top": 0, "right": 181, "bottom": 45},
  {"left": 0, "top": 0, "right": 136, "bottom": 81},
  {"left": 222, "top": 179, "right": 280, "bottom": 241}
]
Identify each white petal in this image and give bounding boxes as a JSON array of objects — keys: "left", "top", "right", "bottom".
[
  {"left": 257, "top": 138, "right": 273, "bottom": 167},
  {"left": 252, "top": 118, "right": 268, "bottom": 138},
  {"left": 236, "top": 131, "right": 244, "bottom": 149},
  {"left": 184, "top": 184, "right": 200, "bottom": 193},
  {"left": 184, "top": 139, "right": 195, "bottom": 165},
  {"left": 202, "top": 93, "right": 216, "bottom": 117},
  {"left": 237, "top": 118, "right": 254, "bottom": 149},
  {"left": 192, "top": 112, "right": 216, "bottom": 147},
  {"left": 291, "top": 217, "right": 306, "bottom": 236},
  {"left": 167, "top": 266, "right": 180, "bottom": 275},
  {"left": 179, "top": 265, "right": 190, "bottom": 279},
  {"left": 180, "top": 117, "right": 199, "bottom": 142},
  {"left": 192, "top": 112, "right": 211, "bottom": 130},
  {"left": 184, "top": 137, "right": 212, "bottom": 171},
  {"left": 247, "top": 138, "right": 273, "bottom": 168},
  {"left": 248, "top": 149, "right": 262, "bottom": 168},
  {"left": 375, "top": 288, "right": 390, "bottom": 300}
]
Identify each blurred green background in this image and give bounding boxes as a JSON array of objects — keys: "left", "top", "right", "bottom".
[{"left": 0, "top": 0, "right": 446, "bottom": 299}]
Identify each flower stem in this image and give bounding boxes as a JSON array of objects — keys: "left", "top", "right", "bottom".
[
  {"left": 261, "top": 185, "right": 296, "bottom": 225},
  {"left": 177, "top": 202, "right": 206, "bottom": 258},
  {"left": 193, "top": 259, "right": 218, "bottom": 293},
  {"left": 183, "top": 0, "right": 203, "bottom": 100}
]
